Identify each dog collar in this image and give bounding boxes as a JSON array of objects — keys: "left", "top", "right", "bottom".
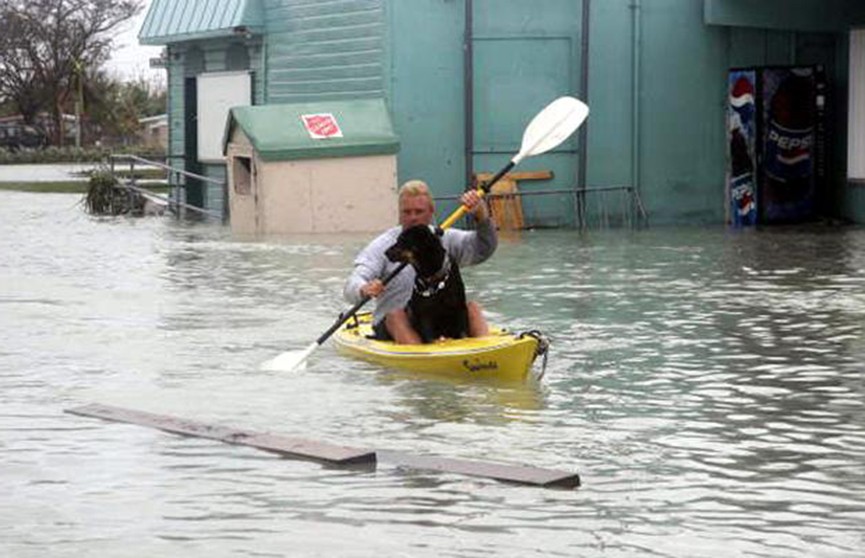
[{"left": 415, "top": 254, "right": 451, "bottom": 297}]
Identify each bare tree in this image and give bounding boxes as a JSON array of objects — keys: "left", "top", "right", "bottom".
[
  {"left": 86, "top": 70, "right": 167, "bottom": 145},
  {"left": 0, "top": 0, "right": 142, "bottom": 144}
]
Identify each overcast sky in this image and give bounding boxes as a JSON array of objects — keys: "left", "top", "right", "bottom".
[{"left": 104, "top": 0, "right": 164, "bottom": 83}]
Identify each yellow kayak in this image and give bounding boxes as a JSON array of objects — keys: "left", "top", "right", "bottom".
[{"left": 333, "top": 312, "right": 548, "bottom": 382}]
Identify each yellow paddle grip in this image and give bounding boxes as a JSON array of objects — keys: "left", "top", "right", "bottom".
[{"left": 438, "top": 188, "right": 487, "bottom": 230}]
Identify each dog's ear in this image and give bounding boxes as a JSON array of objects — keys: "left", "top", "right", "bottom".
[
  {"left": 385, "top": 231, "right": 417, "bottom": 264},
  {"left": 384, "top": 241, "right": 402, "bottom": 262}
]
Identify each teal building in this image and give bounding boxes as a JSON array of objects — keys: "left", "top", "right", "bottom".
[{"left": 140, "top": 0, "right": 865, "bottom": 227}]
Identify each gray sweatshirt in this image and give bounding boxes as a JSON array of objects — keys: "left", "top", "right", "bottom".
[{"left": 343, "top": 220, "right": 497, "bottom": 325}]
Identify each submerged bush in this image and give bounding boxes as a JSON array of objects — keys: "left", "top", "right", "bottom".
[
  {"left": 83, "top": 168, "right": 167, "bottom": 217},
  {"left": 83, "top": 170, "right": 140, "bottom": 215}
]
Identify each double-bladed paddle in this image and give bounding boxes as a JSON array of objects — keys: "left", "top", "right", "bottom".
[{"left": 261, "top": 96, "right": 589, "bottom": 372}]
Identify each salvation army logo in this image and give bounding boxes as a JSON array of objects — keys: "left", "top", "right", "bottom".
[{"left": 301, "top": 113, "right": 343, "bottom": 139}]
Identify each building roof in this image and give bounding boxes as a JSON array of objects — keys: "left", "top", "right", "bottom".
[
  {"left": 138, "top": 0, "right": 264, "bottom": 45},
  {"left": 224, "top": 99, "right": 399, "bottom": 162}
]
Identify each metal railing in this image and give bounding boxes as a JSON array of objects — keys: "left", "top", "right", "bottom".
[
  {"left": 576, "top": 185, "right": 649, "bottom": 230},
  {"left": 435, "top": 184, "right": 648, "bottom": 230},
  {"left": 109, "top": 154, "right": 225, "bottom": 219}
]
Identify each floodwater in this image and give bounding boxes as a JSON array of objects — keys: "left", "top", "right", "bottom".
[{"left": 2, "top": 191, "right": 864, "bottom": 557}]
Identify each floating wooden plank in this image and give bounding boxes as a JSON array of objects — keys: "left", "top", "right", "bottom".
[
  {"left": 65, "top": 403, "right": 580, "bottom": 489},
  {"left": 377, "top": 450, "right": 580, "bottom": 489},
  {"left": 65, "top": 403, "right": 376, "bottom": 468}
]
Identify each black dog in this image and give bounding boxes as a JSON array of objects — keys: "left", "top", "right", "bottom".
[{"left": 385, "top": 225, "right": 469, "bottom": 343}]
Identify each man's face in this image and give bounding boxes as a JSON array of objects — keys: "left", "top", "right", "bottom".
[{"left": 399, "top": 195, "right": 434, "bottom": 229}]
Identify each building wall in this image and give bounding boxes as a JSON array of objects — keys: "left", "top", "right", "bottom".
[
  {"left": 389, "top": 0, "right": 588, "bottom": 226},
  {"left": 386, "top": 0, "right": 729, "bottom": 225},
  {"left": 158, "top": 0, "right": 861, "bottom": 225},
  {"left": 262, "top": 0, "right": 387, "bottom": 103},
  {"left": 587, "top": 0, "right": 854, "bottom": 225},
  {"left": 384, "top": 1, "right": 683, "bottom": 224},
  {"left": 387, "top": 0, "right": 857, "bottom": 226},
  {"left": 160, "top": 0, "right": 389, "bottom": 216},
  {"left": 387, "top": 0, "right": 465, "bottom": 214},
  {"left": 166, "top": 38, "right": 265, "bottom": 215},
  {"left": 594, "top": 0, "right": 729, "bottom": 225}
]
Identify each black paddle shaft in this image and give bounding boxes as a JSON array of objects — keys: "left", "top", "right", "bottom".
[
  {"left": 315, "top": 160, "right": 516, "bottom": 347},
  {"left": 478, "top": 161, "right": 516, "bottom": 194},
  {"left": 315, "top": 261, "right": 409, "bottom": 345}
]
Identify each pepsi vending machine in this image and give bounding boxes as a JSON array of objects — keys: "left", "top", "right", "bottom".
[{"left": 727, "top": 66, "right": 825, "bottom": 225}]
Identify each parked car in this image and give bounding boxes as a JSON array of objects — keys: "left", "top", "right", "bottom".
[{"left": 0, "top": 125, "right": 48, "bottom": 152}]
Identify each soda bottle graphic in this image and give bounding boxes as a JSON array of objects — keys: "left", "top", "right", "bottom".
[
  {"left": 730, "top": 75, "right": 756, "bottom": 129},
  {"left": 762, "top": 69, "right": 815, "bottom": 218},
  {"left": 730, "top": 127, "right": 756, "bottom": 224},
  {"left": 727, "top": 72, "right": 758, "bottom": 225},
  {"left": 730, "top": 127, "right": 753, "bottom": 179}
]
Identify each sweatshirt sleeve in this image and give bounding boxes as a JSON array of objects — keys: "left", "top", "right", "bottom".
[
  {"left": 343, "top": 228, "right": 396, "bottom": 305},
  {"left": 444, "top": 217, "right": 498, "bottom": 267}
]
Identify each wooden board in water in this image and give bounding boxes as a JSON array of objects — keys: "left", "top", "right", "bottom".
[
  {"left": 65, "top": 403, "right": 376, "bottom": 467},
  {"left": 66, "top": 403, "right": 580, "bottom": 489}
]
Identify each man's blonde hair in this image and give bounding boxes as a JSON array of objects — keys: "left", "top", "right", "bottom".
[{"left": 398, "top": 179, "right": 435, "bottom": 212}]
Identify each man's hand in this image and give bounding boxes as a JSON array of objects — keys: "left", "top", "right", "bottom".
[
  {"left": 461, "top": 189, "right": 489, "bottom": 222},
  {"left": 360, "top": 279, "right": 385, "bottom": 298}
]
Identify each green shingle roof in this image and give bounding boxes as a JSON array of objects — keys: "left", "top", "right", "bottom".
[
  {"left": 224, "top": 99, "right": 400, "bottom": 162},
  {"left": 139, "top": 0, "right": 264, "bottom": 45}
]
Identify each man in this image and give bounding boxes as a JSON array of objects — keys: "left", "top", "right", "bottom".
[{"left": 343, "top": 179, "right": 497, "bottom": 344}]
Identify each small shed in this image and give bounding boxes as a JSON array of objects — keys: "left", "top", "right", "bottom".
[{"left": 223, "top": 99, "right": 399, "bottom": 235}]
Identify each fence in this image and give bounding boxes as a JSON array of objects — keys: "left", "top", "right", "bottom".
[{"left": 109, "top": 154, "right": 224, "bottom": 219}]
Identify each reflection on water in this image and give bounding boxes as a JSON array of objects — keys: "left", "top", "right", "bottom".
[
  {"left": 373, "top": 366, "right": 548, "bottom": 424},
  {"left": 1, "top": 192, "right": 865, "bottom": 557}
]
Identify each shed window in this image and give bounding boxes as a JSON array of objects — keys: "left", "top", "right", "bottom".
[
  {"left": 233, "top": 156, "right": 252, "bottom": 195},
  {"left": 849, "top": 29, "right": 865, "bottom": 180}
]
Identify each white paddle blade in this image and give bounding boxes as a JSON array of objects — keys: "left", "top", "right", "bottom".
[
  {"left": 514, "top": 96, "right": 589, "bottom": 164},
  {"left": 260, "top": 342, "right": 318, "bottom": 372}
]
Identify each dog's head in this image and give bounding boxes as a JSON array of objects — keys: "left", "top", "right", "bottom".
[{"left": 385, "top": 225, "right": 446, "bottom": 279}]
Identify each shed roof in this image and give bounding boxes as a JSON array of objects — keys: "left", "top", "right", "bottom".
[
  {"left": 224, "top": 99, "right": 399, "bottom": 162},
  {"left": 139, "top": 0, "right": 264, "bottom": 45}
]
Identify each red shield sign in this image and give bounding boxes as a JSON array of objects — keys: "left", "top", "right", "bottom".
[{"left": 301, "top": 113, "right": 343, "bottom": 139}]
